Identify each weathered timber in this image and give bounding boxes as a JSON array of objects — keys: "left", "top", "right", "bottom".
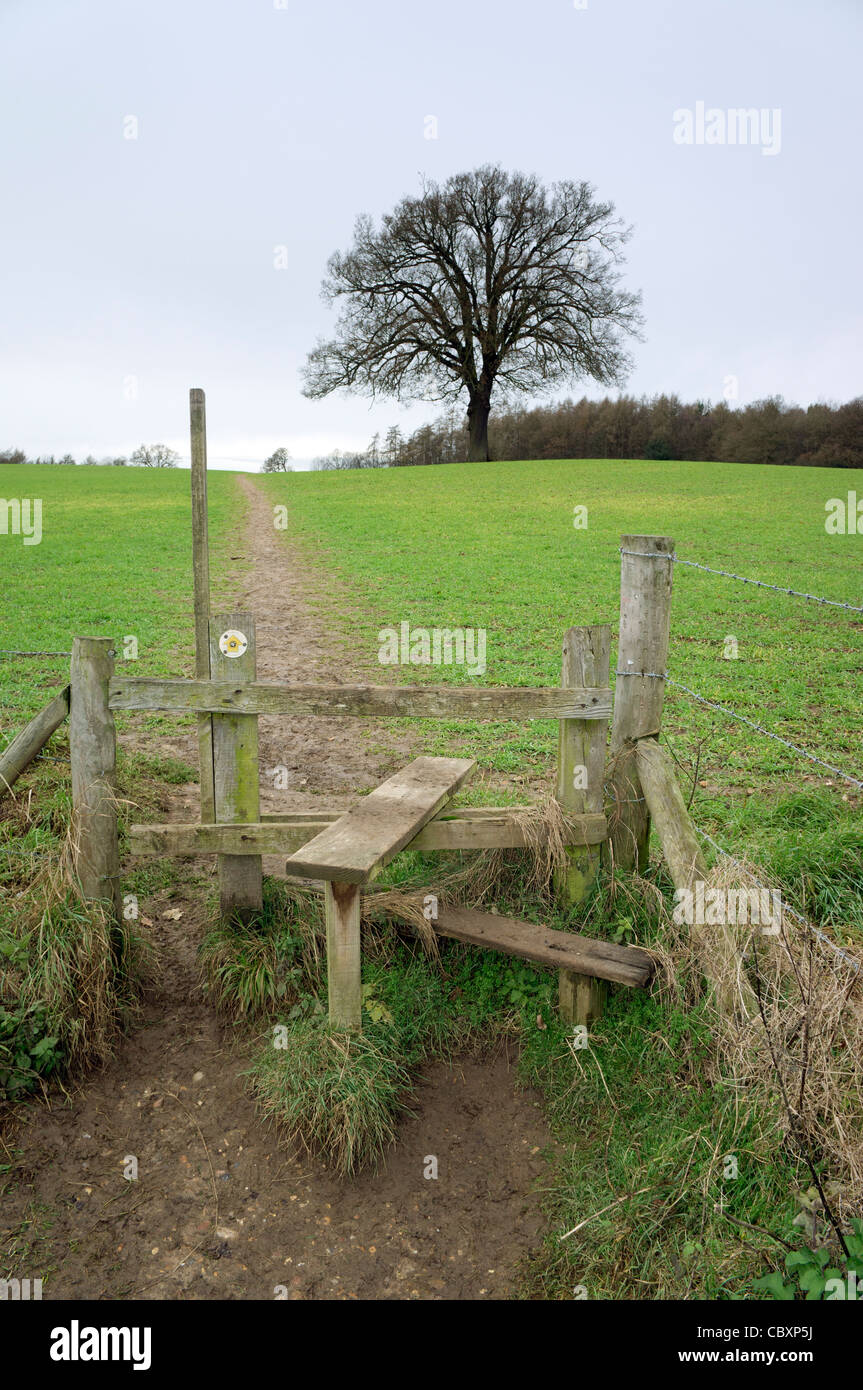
[
  {"left": 190, "top": 387, "right": 215, "bottom": 821},
  {"left": 285, "top": 756, "right": 475, "bottom": 883},
  {"left": 325, "top": 881, "right": 362, "bottom": 1030},
  {"left": 210, "top": 612, "right": 262, "bottom": 921},
  {"left": 555, "top": 624, "right": 612, "bottom": 1026},
  {"left": 637, "top": 736, "right": 758, "bottom": 1019},
  {"left": 0, "top": 685, "right": 70, "bottom": 795},
  {"left": 635, "top": 738, "right": 706, "bottom": 890},
  {"left": 108, "top": 678, "right": 613, "bottom": 721},
  {"left": 609, "top": 534, "right": 675, "bottom": 872},
  {"left": 127, "top": 810, "right": 608, "bottom": 857},
  {"left": 69, "top": 638, "right": 121, "bottom": 917},
  {"left": 432, "top": 907, "right": 654, "bottom": 988}
]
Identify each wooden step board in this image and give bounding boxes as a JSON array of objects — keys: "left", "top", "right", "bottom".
[
  {"left": 284, "top": 756, "right": 475, "bottom": 884},
  {"left": 431, "top": 907, "right": 654, "bottom": 988}
]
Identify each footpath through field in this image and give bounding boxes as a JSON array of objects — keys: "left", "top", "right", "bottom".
[{"left": 1, "top": 475, "right": 551, "bottom": 1301}]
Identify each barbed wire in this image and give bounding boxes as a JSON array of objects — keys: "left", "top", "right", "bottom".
[
  {"left": 0, "top": 649, "right": 72, "bottom": 658},
  {"left": 694, "top": 824, "right": 861, "bottom": 975},
  {"left": 614, "top": 669, "right": 863, "bottom": 790},
  {"left": 619, "top": 548, "right": 863, "bottom": 613}
]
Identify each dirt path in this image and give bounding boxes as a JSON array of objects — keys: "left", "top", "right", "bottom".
[{"left": 1, "top": 475, "right": 554, "bottom": 1301}]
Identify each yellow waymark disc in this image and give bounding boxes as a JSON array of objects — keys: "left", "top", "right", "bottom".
[{"left": 219, "top": 629, "right": 248, "bottom": 658}]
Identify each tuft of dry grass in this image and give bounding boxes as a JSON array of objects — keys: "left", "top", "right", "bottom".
[
  {"left": 640, "top": 847, "right": 863, "bottom": 1217},
  {"left": 4, "top": 821, "right": 150, "bottom": 1074}
]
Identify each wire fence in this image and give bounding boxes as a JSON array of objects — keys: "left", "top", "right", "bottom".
[
  {"left": 0, "top": 649, "right": 72, "bottom": 659},
  {"left": 619, "top": 548, "right": 863, "bottom": 614},
  {"left": 617, "top": 546, "right": 863, "bottom": 792}
]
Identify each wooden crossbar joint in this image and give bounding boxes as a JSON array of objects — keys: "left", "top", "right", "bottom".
[{"left": 285, "top": 756, "right": 475, "bottom": 883}]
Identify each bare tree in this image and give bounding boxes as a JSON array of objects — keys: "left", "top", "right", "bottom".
[
  {"left": 262, "top": 446, "right": 292, "bottom": 473},
  {"left": 302, "top": 165, "right": 642, "bottom": 461},
  {"left": 130, "top": 443, "right": 180, "bottom": 468}
]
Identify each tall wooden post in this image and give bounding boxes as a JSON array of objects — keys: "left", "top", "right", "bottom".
[
  {"left": 209, "top": 612, "right": 262, "bottom": 922},
  {"left": 190, "top": 387, "right": 215, "bottom": 822},
  {"left": 69, "top": 637, "right": 121, "bottom": 919},
  {"left": 609, "top": 535, "right": 675, "bottom": 874},
  {"left": 556, "top": 624, "right": 611, "bottom": 1027},
  {"left": 325, "top": 882, "right": 362, "bottom": 1031}
]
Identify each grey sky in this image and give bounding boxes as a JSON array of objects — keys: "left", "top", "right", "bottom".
[{"left": 1, "top": 0, "right": 860, "bottom": 470}]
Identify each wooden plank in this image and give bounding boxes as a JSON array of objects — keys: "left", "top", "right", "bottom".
[
  {"left": 108, "top": 678, "right": 613, "bottom": 721},
  {"left": 325, "top": 881, "right": 362, "bottom": 1030},
  {"left": 555, "top": 624, "right": 612, "bottom": 1026},
  {"left": 432, "top": 907, "right": 654, "bottom": 988},
  {"left": 0, "top": 685, "right": 70, "bottom": 796},
  {"left": 210, "top": 612, "right": 262, "bottom": 921},
  {"left": 635, "top": 738, "right": 706, "bottom": 891},
  {"left": 636, "top": 736, "right": 758, "bottom": 1019},
  {"left": 608, "top": 534, "right": 675, "bottom": 872},
  {"left": 190, "top": 387, "right": 215, "bottom": 822},
  {"left": 127, "top": 810, "right": 608, "bottom": 857},
  {"left": 69, "top": 638, "right": 121, "bottom": 918},
  {"left": 285, "top": 756, "right": 475, "bottom": 883}
]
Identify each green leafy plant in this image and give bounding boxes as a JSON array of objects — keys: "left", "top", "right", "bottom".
[
  {"left": 754, "top": 1219, "right": 863, "bottom": 1300},
  {"left": 0, "top": 1003, "right": 62, "bottom": 1101},
  {"left": 361, "top": 983, "right": 393, "bottom": 1025},
  {"left": 611, "top": 915, "right": 636, "bottom": 945},
  {"left": 502, "top": 962, "right": 543, "bottom": 1007}
]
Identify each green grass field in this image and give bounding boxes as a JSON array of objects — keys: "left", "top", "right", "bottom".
[{"left": 0, "top": 463, "right": 245, "bottom": 733}]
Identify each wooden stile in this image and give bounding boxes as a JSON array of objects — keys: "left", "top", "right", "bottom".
[{"left": 209, "top": 612, "right": 262, "bottom": 921}]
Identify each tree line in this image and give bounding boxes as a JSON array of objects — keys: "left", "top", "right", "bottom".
[
  {"left": 0, "top": 444, "right": 180, "bottom": 468},
  {"left": 311, "top": 393, "right": 863, "bottom": 471}
]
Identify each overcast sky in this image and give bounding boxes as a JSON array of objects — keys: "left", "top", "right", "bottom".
[{"left": 1, "top": 0, "right": 860, "bottom": 470}]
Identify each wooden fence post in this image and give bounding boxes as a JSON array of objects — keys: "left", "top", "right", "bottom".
[
  {"left": 0, "top": 686, "right": 70, "bottom": 797},
  {"left": 325, "top": 882, "right": 362, "bottom": 1031},
  {"left": 69, "top": 638, "right": 121, "bottom": 918},
  {"left": 556, "top": 624, "right": 611, "bottom": 1027},
  {"left": 190, "top": 387, "right": 215, "bottom": 823},
  {"left": 209, "top": 612, "right": 262, "bottom": 922},
  {"left": 608, "top": 535, "right": 675, "bottom": 874}
]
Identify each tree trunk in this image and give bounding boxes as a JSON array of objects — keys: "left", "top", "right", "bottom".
[{"left": 467, "top": 395, "right": 491, "bottom": 462}]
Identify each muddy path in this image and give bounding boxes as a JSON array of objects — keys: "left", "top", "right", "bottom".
[{"left": 1, "top": 475, "right": 554, "bottom": 1301}]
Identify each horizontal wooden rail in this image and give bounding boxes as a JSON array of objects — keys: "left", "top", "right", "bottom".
[
  {"left": 0, "top": 686, "right": 70, "bottom": 796},
  {"left": 432, "top": 907, "right": 655, "bottom": 988},
  {"left": 128, "top": 808, "right": 608, "bottom": 857},
  {"left": 108, "top": 678, "right": 613, "bottom": 721}
]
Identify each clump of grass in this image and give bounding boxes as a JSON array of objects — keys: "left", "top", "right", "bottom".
[
  {"left": 1, "top": 826, "right": 150, "bottom": 1085},
  {"left": 247, "top": 1018, "right": 413, "bottom": 1176},
  {"left": 200, "top": 877, "right": 327, "bottom": 1017}
]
